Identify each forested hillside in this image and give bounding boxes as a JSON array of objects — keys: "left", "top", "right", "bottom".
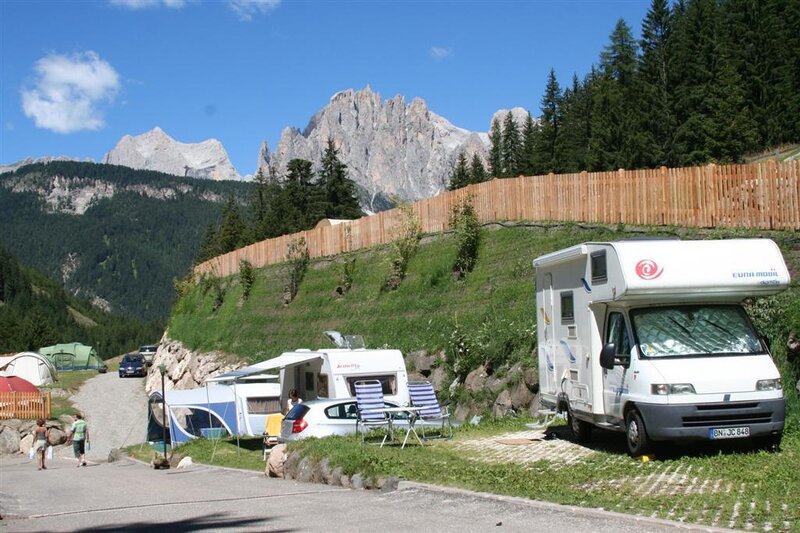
[
  {"left": 0, "top": 161, "right": 254, "bottom": 320},
  {"left": 0, "top": 243, "right": 162, "bottom": 358},
  {"left": 451, "top": 0, "right": 800, "bottom": 188}
]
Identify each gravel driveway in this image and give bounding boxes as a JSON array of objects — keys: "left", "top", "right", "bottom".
[{"left": 60, "top": 371, "right": 149, "bottom": 462}]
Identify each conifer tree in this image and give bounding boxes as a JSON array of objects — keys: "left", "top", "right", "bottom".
[
  {"left": 318, "top": 137, "right": 362, "bottom": 220},
  {"left": 488, "top": 118, "right": 503, "bottom": 178},
  {"left": 469, "top": 153, "right": 488, "bottom": 184},
  {"left": 501, "top": 111, "right": 522, "bottom": 177},
  {"left": 521, "top": 112, "right": 537, "bottom": 175},
  {"left": 532, "top": 69, "right": 563, "bottom": 173},
  {"left": 217, "top": 195, "right": 246, "bottom": 254},
  {"left": 448, "top": 152, "right": 471, "bottom": 190},
  {"left": 557, "top": 74, "right": 591, "bottom": 172}
]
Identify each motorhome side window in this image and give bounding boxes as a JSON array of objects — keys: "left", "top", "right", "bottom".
[
  {"left": 560, "top": 291, "right": 574, "bottom": 322},
  {"left": 590, "top": 250, "right": 607, "bottom": 283},
  {"left": 606, "top": 312, "right": 631, "bottom": 357},
  {"left": 346, "top": 375, "right": 397, "bottom": 396}
]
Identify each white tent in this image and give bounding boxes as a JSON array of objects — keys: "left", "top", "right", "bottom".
[{"left": 2, "top": 352, "right": 58, "bottom": 386}]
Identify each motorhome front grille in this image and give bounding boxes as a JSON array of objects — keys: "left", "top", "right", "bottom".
[{"left": 681, "top": 403, "right": 772, "bottom": 427}]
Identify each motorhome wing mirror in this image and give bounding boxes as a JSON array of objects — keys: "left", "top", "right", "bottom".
[{"left": 600, "top": 343, "right": 617, "bottom": 370}]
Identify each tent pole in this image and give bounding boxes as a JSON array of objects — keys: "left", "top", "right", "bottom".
[{"left": 233, "top": 379, "right": 240, "bottom": 454}]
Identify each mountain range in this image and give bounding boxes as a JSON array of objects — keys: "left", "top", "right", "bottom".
[{"left": 3, "top": 87, "right": 529, "bottom": 209}]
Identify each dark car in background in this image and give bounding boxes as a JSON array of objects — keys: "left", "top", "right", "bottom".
[{"left": 119, "top": 354, "right": 146, "bottom": 378}]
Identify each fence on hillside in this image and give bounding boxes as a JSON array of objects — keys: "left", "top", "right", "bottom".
[
  {"left": 195, "top": 160, "right": 800, "bottom": 278},
  {"left": 0, "top": 391, "right": 52, "bottom": 420}
]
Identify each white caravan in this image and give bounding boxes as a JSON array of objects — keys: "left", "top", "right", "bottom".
[
  {"left": 208, "top": 333, "right": 410, "bottom": 411},
  {"left": 534, "top": 239, "right": 789, "bottom": 456}
]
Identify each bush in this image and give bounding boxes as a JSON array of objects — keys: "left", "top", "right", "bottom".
[
  {"left": 450, "top": 194, "right": 481, "bottom": 280},
  {"left": 385, "top": 204, "right": 421, "bottom": 290},
  {"left": 239, "top": 259, "right": 255, "bottom": 300},
  {"left": 283, "top": 238, "right": 309, "bottom": 304}
]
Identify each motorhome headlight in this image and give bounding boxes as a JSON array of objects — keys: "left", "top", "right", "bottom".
[
  {"left": 756, "top": 378, "right": 782, "bottom": 391},
  {"left": 651, "top": 383, "right": 696, "bottom": 395}
]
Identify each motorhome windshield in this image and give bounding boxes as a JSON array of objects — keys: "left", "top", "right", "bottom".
[{"left": 631, "top": 305, "right": 763, "bottom": 358}]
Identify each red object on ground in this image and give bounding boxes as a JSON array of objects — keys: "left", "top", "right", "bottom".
[{"left": 0, "top": 375, "right": 39, "bottom": 393}]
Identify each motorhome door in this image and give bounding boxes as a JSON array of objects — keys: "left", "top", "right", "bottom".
[
  {"left": 602, "top": 311, "right": 631, "bottom": 423},
  {"left": 541, "top": 273, "right": 557, "bottom": 395}
]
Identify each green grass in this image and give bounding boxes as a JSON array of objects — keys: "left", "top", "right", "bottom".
[{"left": 126, "top": 437, "right": 266, "bottom": 471}]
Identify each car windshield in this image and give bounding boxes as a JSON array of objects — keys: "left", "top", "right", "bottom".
[
  {"left": 140, "top": 346, "right": 156, "bottom": 353},
  {"left": 122, "top": 356, "right": 142, "bottom": 363},
  {"left": 631, "top": 305, "right": 763, "bottom": 359}
]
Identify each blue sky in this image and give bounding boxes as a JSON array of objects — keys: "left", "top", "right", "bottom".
[{"left": 1, "top": 0, "right": 651, "bottom": 175}]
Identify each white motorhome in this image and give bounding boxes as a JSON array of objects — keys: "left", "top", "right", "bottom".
[
  {"left": 534, "top": 239, "right": 789, "bottom": 456},
  {"left": 208, "top": 333, "right": 410, "bottom": 411}
]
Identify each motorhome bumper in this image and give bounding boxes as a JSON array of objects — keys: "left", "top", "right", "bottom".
[{"left": 637, "top": 399, "right": 785, "bottom": 441}]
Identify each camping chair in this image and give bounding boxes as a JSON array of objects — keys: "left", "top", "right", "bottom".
[
  {"left": 354, "top": 380, "right": 392, "bottom": 447},
  {"left": 262, "top": 413, "right": 284, "bottom": 460},
  {"left": 408, "top": 381, "right": 452, "bottom": 439}
]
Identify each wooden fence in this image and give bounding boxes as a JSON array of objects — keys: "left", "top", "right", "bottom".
[
  {"left": 0, "top": 391, "right": 52, "bottom": 420},
  {"left": 195, "top": 160, "right": 800, "bottom": 278}
]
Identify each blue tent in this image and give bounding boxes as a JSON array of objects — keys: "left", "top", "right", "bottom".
[{"left": 148, "top": 384, "right": 239, "bottom": 445}]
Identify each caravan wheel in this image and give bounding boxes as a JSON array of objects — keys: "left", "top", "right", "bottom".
[
  {"left": 625, "top": 409, "right": 651, "bottom": 457},
  {"left": 568, "top": 409, "right": 592, "bottom": 442}
]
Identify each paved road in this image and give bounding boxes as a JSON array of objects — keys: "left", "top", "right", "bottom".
[
  {"left": 64, "top": 371, "right": 149, "bottom": 462},
  {"left": 0, "top": 456, "right": 727, "bottom": 532}
]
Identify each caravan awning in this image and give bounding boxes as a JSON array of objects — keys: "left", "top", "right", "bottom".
[{"left": 206, "top": 352, "right": 322, "bottom": 383}]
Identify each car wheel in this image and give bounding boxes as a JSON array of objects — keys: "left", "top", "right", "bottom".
[
  {"left": 568, "top": 409, "right": 592, "bottom": 442},
  {"left": 625, "top": 409, "right": 651, "bottom": 457}
]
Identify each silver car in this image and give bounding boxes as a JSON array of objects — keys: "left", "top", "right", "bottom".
[{"left": 280, "top": 398, "right": 439, "bottom": 442}]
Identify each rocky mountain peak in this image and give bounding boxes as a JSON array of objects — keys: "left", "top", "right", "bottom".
[
  {"left": 104, "top": 127, "right": 241, "bottom": 181},
  {"left": 259, "top": 86, "right": 493, "bottom": 209}
]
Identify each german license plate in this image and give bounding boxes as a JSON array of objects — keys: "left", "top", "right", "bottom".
[{"left": 709, "top": 426, "right": 750, "bottom": 440}]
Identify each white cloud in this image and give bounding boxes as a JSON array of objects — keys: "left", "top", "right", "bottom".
[
  {"left": 21, "top": 51, "right": 121, "bottom": 134},
  {"left": 109, "top": 0, "right": 186, "bottom": 9},
  {"left": 229, "top": 0, "right": 280, "bottom": 21},
  {"left": 430, "top": 47, "right": 453, "bottom": 61}
]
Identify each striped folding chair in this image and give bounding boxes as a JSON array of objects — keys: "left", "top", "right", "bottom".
[
  {"left": 354, "top": 380, "right": 392, "bottom": 447},
  {"left": 408, "top": 381, "right": 452, "bottom": 439}
]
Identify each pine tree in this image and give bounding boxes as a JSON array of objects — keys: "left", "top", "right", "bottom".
[
  {"left": 558, "top": 74, "right": 591, "bottom": 172},
  {"left": 501, "top": 111, "right": 522, "bottom": 177},
  {"left": 533, "top": 68, "right": 563, "bottom": 173},
  {"left": 639, "top": 0, "right": 675, "bottom": 166},
  {"left": 521, "top": 112, "right": 537, "bottom": 175},
  {"left": 217, "top": 195, "right": 246, "bottom": 254},
  {"left": 249, "top": 169, "right": 270, "bottom": 241},
  {"left": 488, "top": 118, "right": 503, "bottom": 178},
  {"left": 448, "top": 152, "right": 471, "bottom": 190},
  {"left": 318, "top": 137, "right": 362, "bottom": 220},
  {"left": 469, "top": 153, "right": 488, "bottom": 184}
]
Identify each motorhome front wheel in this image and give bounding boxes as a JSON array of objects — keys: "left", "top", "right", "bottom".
[{"left": 625, "top": 410, "right": 651, "bottom": 457}]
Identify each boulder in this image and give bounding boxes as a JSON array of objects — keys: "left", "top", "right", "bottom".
[
  {"left": 108, "top": 448, "right": 123, "bottom": 463},
  {"left": 407, "top": 350, "right": 435, "bottom": 376},
  {"left": 485, "top": 375, "right": 506, "bottom": 394},
  {"left": 464, "top": 365, "right": 488, "bottom": 392},
  {"left": 319, "top": 458, "right": 333, "bottom": 484},
  {"left": 429, "top": 365, "right": 447, "bottom": 392},
  {"left": 267, "top": 444, "right": 287, "bottom": 478},
  {"left": 176, "top": 456, "right": 193, "bottom": 469},
  {"left": 283, "top": 450, "right": 302, "bottom": 480},
  {"left": 492, "top": 390, "right": 513, "bottom": 418},
  {"left": 523, "top": 367, "right": 539, "bottom": 392},
  {"left": 380, "top": 476, "right": 400, "bottom": 493},
  {"left": 330, "top": 466, "right": 344, "bottom": 486},
  {"left": 350, "top": 473, "right": 364, "bottom": 490},
  {"left": 453, "top": 402, "right": 474, "bottom": 422},
  {"left": 47, "top": 428, "right": 67, "bottom": 446},
  {"left": 20, "top": 434, "right": 34, "bottom": 455},
  {"left": 296, "top": 457, "right": 314, "bottom": 483},
  {"left": 510, "top": 380, "right": 534, "bottom": 409},
  {"left": 340, "top": 474, "right": 351, "bottom": 489},
  {"left": 0, "top": 426, "right": 20, "bottom": 455},
  {"left": 527, "top": 394, "right": 542, "bottom": 417}
]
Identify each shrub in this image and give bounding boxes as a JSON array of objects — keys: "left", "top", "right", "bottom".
[
  {"left": 385, "top": 204, "right": 421, "bottom": 290},
  {"left": 239, "top": 259, "right": 255, "bottom": 300},
  {"left": 450, "top": 194, "right": 481, "bottom": 280},
  {"left": 283, "top": 238, "right": 309, "bottom": 304},
  {"left": 339, "top": 256, "right": 357, "bottom": 295}
]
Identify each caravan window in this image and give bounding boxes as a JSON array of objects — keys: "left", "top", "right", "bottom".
[
  {"left": 560, "top": 291, "right": 574, "bottom": 322},
  {"left": 591, "top": 250, "right": 607, "bottom": 283},
  {"left": 346, "top": 375, "right": 397, "bottom": 396},
  {"left": 247, "top": 397, "right": 281, "bottom": 414}
]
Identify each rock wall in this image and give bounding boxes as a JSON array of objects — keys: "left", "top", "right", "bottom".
[
  {"left": 0, "top": 419, "right": 68, "bottom": 456},
  {"left": 144, "top": 335, "right": 241, "bottom": 395}
]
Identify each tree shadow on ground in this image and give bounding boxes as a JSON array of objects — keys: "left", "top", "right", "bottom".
[{"left": 73, "top": 513, "right": 294, "bottom": 533}]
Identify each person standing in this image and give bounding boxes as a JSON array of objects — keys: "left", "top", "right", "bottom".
[
  {"left": 285, "top": 389, "right": 303, "bottom": 414},
  {"left": 67, "top": 413, "right": 90, "bottom": 467},
  {"left": 32, "top": 419, "right": 50, "bottom": 470}
]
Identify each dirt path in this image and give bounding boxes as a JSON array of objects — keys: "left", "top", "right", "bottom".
[{"left": 61, "top": 371, "right": 149, "bottom": 462}]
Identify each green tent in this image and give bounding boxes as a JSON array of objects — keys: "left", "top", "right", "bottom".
[{"left": 38, "top": 343, "right": 103, "bottom": 371}]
